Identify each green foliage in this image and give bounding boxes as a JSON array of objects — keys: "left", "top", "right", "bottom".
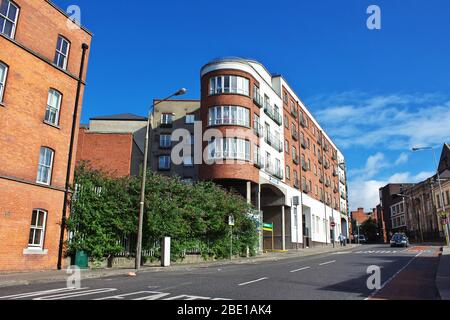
[
  {"left": 360, "top": 218, "right": 379, "bottom": 242},
  {"left": 66, "top": 163, "right": 137, "bottom": 261},
  {"left": 67, "top": 164, "right": 258, "bottom": 263}
]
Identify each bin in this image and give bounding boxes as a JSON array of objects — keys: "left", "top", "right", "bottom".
[{"left": 74, "top": 251, "right": 89, "bottom": 269}]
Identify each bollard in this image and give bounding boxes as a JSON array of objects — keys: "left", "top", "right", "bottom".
[{"left": 161, "top": 237, "right": 171, "bottom": 267}]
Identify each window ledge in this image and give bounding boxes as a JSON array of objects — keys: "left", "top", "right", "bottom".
[
  {"left": 0, "top": 101, "right": 5, "bottom": 107},
  {"left": 23, "top": 248, "right": 48, "bottom": 255},
  {"left": 43, "top": 120, "right": 61, "bottom": 130}
]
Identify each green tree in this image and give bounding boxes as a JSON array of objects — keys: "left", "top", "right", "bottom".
[{"left": 360, "top": 218, "right": 379, "bottom": 243}]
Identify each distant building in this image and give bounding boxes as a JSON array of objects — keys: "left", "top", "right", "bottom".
[
  {"left": 378, "top": 144, "right": 450, "bottom": 243},
  {"left": 76, "top": 114, "right": 147, "bottom": 177}
]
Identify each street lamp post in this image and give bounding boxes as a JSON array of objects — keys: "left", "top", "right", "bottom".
[
  {"left": 412, "top": 146, "right": 450, "bottom": 247},
  {"left": 135, "top": 88, "right": 187, "bottom": 271}
]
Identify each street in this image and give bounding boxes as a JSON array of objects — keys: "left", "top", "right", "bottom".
[{"left": 0, "top": 245, "right": 442, "bottom": 300}]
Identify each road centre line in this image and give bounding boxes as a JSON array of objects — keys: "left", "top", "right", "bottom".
[
  {"left": 290, "top": 266, "right": 311, "bottom": 273},
  {"left": 238, "top": 277, "right": 268, "bottom": 286},
  {"left": 319, "top": 260, "right": 336, "bottom": 266}
]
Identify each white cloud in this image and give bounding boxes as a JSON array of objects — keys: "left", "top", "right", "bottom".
[
  {"left": 348, "top": 152, "right": 388, "bottom": 179},
  {"left": 395, "top": 152, "right": 409, "bottom": 165},
  {"left": 311, "top": 92, "right": 450, "bottom": 150}
]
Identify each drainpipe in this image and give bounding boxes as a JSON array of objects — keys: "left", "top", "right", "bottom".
[{"left": 57, "top": 43, "right": 90, "bottom": 270}]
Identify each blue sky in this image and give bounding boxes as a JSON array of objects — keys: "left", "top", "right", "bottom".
[{"left": 54, "top": 0, "right": 450, "bottom": 210}]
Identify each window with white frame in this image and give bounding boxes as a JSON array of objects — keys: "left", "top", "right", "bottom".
[
  {"left": 44, "top": 89, "right": 62, "bottom": 126},
  {"left": 185, "top": 114, "right": 195, "bottom": 124},
  {"left": 158, "top": 155, "right": 171, "bottom": 170},
  {"left": 0, "top": 0, "right": 19, "bottom": 39},
  {"left": 28, "top": 209, "right": 47, "bottom": 248},
  {"left": 159, "top": 134, "right": 171, "bottom": 148},
  {"left": 161, "top": 113, "right": 173, "bottom": 126},
  {"left": 0, "top": 62, "right": 7, "bottom": 102},
  {"left": 209, "top": 75, "right": 249, "bottom": 96},
  {"left": 53, "top": 36, "right": 70, "bottom": 70},
  {"left": 208, "top": 138, "right": 251, "bottom": 161},
  {"left": 208, "top": 106, "right": 250, "bottom": 127},
  {"left": 36, "top": 147, "right": 54, "bottom": 185}
]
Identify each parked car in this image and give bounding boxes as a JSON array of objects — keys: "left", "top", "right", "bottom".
[
  {"left": 357, "top": 235, "right": 367, "bottom": 244},
  {"left": 390, "top": 233, "right": 410, "bottom": 248}
]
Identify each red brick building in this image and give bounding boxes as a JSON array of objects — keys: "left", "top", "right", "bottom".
[
  {"left": 76, "top": 114, "right": 147, "bottom": 178},
  {"left": 0, "top": 0, "right": 92, "bottom": 271}
]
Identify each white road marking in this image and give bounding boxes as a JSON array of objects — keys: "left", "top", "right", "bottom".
[
  {"left": 365, "top": 251, "right": 423, "bottom": 300},
  {"left": 238, "top": 277, "right": 268, "bottom": 286},
  {"left": 95, "top": 291, "right": 157, "bottom": 300},
  {"left": 0, "top": 287, "right": 86, "bottom": 300},
  {"left": 34, "top": 288, "right": 117, "bottom": 300},
  {"left": 290, "top": 267, "right": 311, "bottom": 273},
  {"left": 319, "top": 260, "right": 336, "bottom": 266},
  {"left": 164, "top": 294, "right": 211, "bottom": 300}
]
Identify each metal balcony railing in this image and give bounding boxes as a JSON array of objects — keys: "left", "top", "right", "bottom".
[
  {"left": 253, "top": 91, "right": 264, "bottom": 108},
  {"left": 264, "top": 103, "right": 283, "bottom": 126},
  {"left": 254, "top": 120, "right": 263, "bottom": 137},
  {"left": 265, "top": 132, "right": 283, "bottom": 153}
]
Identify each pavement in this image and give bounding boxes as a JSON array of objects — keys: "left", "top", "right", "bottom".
[
  {"left": 436, "top": 246, "right": 450, "bottom": 300},
  {"left": 0, "top": 243, "right": 358, "bottom": 288},
  {"left": 0, "top": 244, "right": 443, "bottom": 300}
]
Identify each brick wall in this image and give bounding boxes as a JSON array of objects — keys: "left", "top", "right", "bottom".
[
  {"left": 76, "top": 128, "right": 134, "bottom": 178},
  {"left": 0, "top": 0, "right": 92, "bottom": 271}
]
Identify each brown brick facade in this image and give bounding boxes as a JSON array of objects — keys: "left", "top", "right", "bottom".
[
  {"left": 199, "top": 69, "right": 261, "bottom": 184},
  {"left": 0, "top": 0, "right": 92, "bottom": 271},
  {"left": 76, "top": 128, "right": 135, "bottom": 178}
]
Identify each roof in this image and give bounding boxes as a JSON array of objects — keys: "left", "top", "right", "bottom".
[{"left": 90, "top": 114, "right": 148, "bottom": 121}]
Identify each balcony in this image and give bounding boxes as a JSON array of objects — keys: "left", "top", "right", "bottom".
[
  {"left": 333, "top": 187, "right": 338, "bottom": 194},
  {"left": 265, "top": 132, "right": 283, "bottom": 153},
  {"left": 333, "top": 169, "right": 338, "bottom": 177},
  {"left": 324, "top": 161, "right": 330, "bottom": 169},
  {"left": 325, "top": 179, "right": 331, "bottom": 187},
  {"left": 332, "top": 153, "right": 337, "bottom": 161},
  {"left": 300, "top": 115, "right": 307, "bottom": 128},
  {"left": 340, "top": 176, "right": 346, "bottom": 184},
  {"left": 319, "top": 175, "right": 324, "bottom": 184},
  {"left": 341, "top": 192, "right": 346, "bottom": 200},
  {"left": 301, "top": 139, "right": 307, "bottom": 149},
  {"left": 253, "top": 91, "right": 264, "bottom": 109},
  {"left": 264, "top": 103, "right": 283, "bottom": 126},
  {"left": 291, "top": 107, "right": 298, "bottom": 118},
  {"left": 323, "top": 143, "right": 329, "bottom": 152},
  {"left": 294, "top": 178, "right": 300, "bottom": 189},
  {"left": 318, "top": 157, "right": 323, "bottom": 164},
  {"left": 292, "top": 130, "right": 299, "bottom": 141},
  {"left": 254, "top": 121, "right": 263, "bottom": 137},
  {"left": 254, "top": 153, "right": 263, "bottom": 169},
  {"left": 267, "top": 165, "right": 284, "bottom": 180},
  {"left": 302, "top": 160, "right": 309, "bottom": 172},
  {"left": 317, "top": 136, "right": 322, "bottom": 145},
  {"left": 302, "top": 183, "right": 311, "bottom": 194},
  {"left": 293, "top": 155, "right": 300, "bottom": 165}
]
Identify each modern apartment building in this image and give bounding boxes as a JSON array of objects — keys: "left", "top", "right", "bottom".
[
  {"left": 0, "top": 0, "right": 92, "bottom": 271},
  {"left": 76, "top": 114, "right": 147, "bottom": 178},
  {"left": 149, "top": 58, "right": 349, "bottom": 250},
  {"left": 149, "top": 100, "right": 201, "bottom": 183}
]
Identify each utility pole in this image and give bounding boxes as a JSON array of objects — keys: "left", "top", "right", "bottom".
[{"left": 135, "top": 88, "right": 187, "bottom": 271}]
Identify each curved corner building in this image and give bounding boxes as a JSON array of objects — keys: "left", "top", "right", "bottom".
[{"left": 199, "top": 58, "right": 348, "bottom": 250}]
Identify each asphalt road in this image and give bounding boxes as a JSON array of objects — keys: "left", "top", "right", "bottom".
[{"left": 0, "top": 244, "right": 441, "bottom": 300}]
